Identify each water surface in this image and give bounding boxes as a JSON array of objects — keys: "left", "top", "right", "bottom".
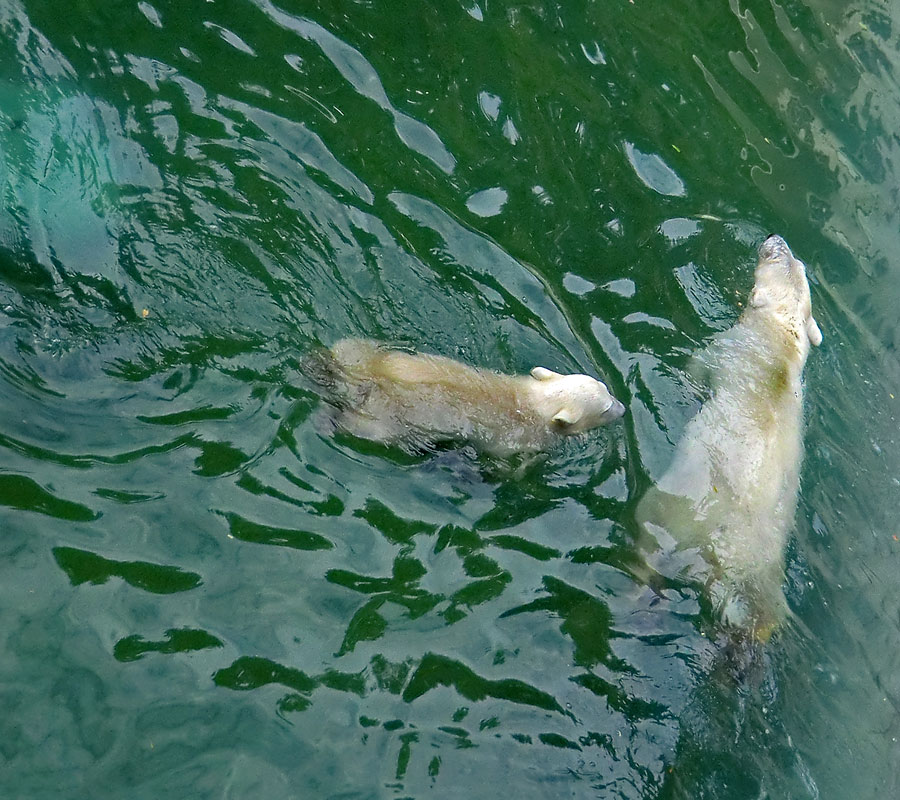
[{"left": 1, "top": 1, "right": 898, "bottom": 798}]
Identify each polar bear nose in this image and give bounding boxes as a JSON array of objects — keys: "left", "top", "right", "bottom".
[
  {"left": 606, "top": 398, "right": 626, "bottom": 420},
  {"left": 760, "top": 234, "right": 790, "bottom": 261}
]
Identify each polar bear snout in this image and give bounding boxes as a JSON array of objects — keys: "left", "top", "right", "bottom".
[
  {"left": 593, "top": 392, "right": 626, "bottom": 422},
  {"left": 605, "top": 398, "right": 627, "bottom": 422},
  {"left": 759, "top": 234, "right": 791, "bottom": 262}
]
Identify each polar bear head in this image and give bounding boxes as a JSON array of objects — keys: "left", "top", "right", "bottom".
[
  {"left": 527, "top": 367, "right": 625, "bottom": 433},
  {"left": 748, "top": 234, "right": 822, "bottom": 354}
]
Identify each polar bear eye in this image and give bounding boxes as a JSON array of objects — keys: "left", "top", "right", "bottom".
[{"left": 749, "top": 286, "right": 772, "bottom": 308}]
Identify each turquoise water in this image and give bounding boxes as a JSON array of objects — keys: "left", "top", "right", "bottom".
[{"left": 1, "top": 0, "right": 898, "bottom": 797}]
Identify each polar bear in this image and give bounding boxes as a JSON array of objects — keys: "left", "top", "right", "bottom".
[
  {"left": 636, "top": 234, "right": 822, "bottom": 642},
  {"left": 308, "top": 338, "right": 625, "bottom": 457}
]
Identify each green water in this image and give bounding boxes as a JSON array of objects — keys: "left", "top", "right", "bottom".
[{"left": 1, "top": 0, "right": 898, "bottom": 797}]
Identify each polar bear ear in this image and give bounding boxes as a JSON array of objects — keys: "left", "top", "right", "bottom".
[
  {"left": 531, "top": 366, "right": 559, "bottom": 381},
  {"left": 551, "top": 407, "right": 581, "bottom": 428},
  {"left": 806, "top": 316, "right": 823, "bottom": 346}
]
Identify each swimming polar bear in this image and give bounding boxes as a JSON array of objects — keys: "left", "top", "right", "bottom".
[
  {"left": 636, "top": 234, "right": 822, "bottom": 642},
  {"left": 308, "top": 338, "right": 625, "bottom": 457}
]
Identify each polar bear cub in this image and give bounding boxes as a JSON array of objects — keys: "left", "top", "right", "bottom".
[
  {"left": 636, "top": 234, "right": 821, "bottom": 642},
  {"left": 310, "top": 338, "right": 625, "bottom": 456}
]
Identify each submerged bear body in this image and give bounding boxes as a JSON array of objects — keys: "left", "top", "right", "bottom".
[
  {"left": 309, "top": 338, "right": 624, "bottom": 457},
  {"left": 637, "top": 235, "right": 822, "bottom": 641}
]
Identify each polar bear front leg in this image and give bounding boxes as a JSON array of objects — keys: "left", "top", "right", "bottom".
[{"left": 334, "top": 408, "right": 398, "bottom": 445}]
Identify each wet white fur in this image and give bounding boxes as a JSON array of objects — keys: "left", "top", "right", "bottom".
[
  {"left": 636, "top": 235, "right": 821, "bottom": 640},
  {"left": 316, "top": 339, "right": 625, "bottom": 457}
]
